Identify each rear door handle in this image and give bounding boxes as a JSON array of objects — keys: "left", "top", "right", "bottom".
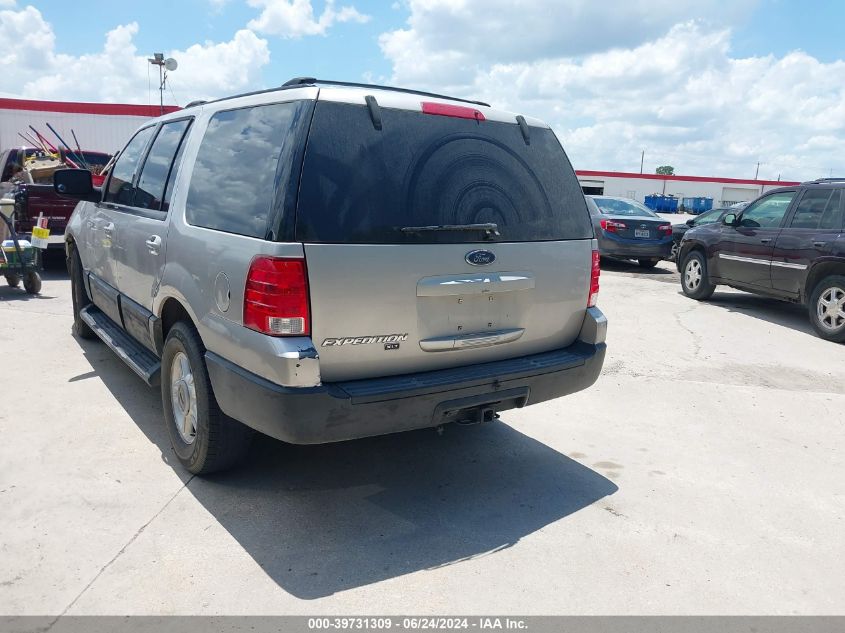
[
  {"left": 760, "top": 238, "right": 772, "bottom": 244},
  {"left": 813, "top": 241, "right": 827, "bottom": 248},
  {"left": 145, "top": 235, "right": 162, "bottom": 254}
]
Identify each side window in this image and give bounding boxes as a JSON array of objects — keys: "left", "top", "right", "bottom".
[
  {"left": 185, "top": 101, "right": 304, "bottom": 238},
  {"left": 105, "top": 126, "right": 156, "bottom": 205},
  {"left": 161, "top": 124, "right": 192, "bottom": 213},
  {"left": 740, "top": 191, "right": 796, "bottom": 228},
  {"left": 134, "top": 119, "right": 192, "bottom": 212},
  {"left": 820, "top": 190, "right": 843, "bottom": 230},
  {"left": 789, "top": 189, "right": 838, "bottom": 230}
]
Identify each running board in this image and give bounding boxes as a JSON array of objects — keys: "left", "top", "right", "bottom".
[{"left": 80, "top": 305, "right": 161, "bottom": 386}]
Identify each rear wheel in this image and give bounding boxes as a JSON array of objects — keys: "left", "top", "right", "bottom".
[
  {"left": 680, "top": 250, "right": 715, "bottom": 300},
  {"left": 161, "top": 321, "right": 253, "bottom": 474},
  {"left": 5, "top": 274, "right": 20, "bottom": 288},
  {"left": 638, "top": 258, "right": 660, "bottom": 269},
  {"left": 23, "top": 271, "right": 41, "bottom": 295},
  {"left": 809, "top": 275, "right": 845, "bottom": 343},
  {"left": 69, "top": 249, "right": 95, "bottom": 339}
]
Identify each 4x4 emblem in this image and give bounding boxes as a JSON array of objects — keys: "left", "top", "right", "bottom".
[{"left": 465, "top": 249, "right": 496, "bottom": 266}]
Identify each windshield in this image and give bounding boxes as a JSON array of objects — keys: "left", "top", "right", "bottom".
[
  {"left": 695, "top": 208, "right": 727, "bottom": 224},
  {"left": 591, "top": 196, "right": 659, "bottom": 218}
]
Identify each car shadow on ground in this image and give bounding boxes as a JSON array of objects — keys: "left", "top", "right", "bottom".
[
  {"left": 600, "top": 258, "right": 675, "bottom": 276},
  {"left": 705, "top": 292, "right": 816, "bottom": 337},
  {"left": 72, "top": 336, "right": 618, "bottom": 600}
]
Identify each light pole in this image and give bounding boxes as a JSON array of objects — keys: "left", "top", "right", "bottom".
[{"left": 147, "top": 53, "right": 178, "bottom": 115}]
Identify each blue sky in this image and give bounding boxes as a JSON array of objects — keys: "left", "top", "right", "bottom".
[
  {"left": 32, "top": 0, "right": 395, "bottom": 89},
  {"left": 2, "top": 0, "right": 845, "bottom": 179},
  {"left": 32, "top": 0, "right": 845, "bottom": 89}
]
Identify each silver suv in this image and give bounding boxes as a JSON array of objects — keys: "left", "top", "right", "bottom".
[{"left": 56, "top": 78, "right": 607, "bottom": 474}]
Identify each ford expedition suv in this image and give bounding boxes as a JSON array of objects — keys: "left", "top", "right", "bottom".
[
  {"left": 678, "top": 179, "right": 845, "bottom": 342},
  {"left": 56, "top": 78, "right": 607, "bottom": 474}
]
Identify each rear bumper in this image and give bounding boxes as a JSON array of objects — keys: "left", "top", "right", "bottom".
[
  {"left": 207, "top": 308, "right": 608, "bottom": 445},
  {"left": 597, "top": 232, "right": 672, "bottom": 259}
]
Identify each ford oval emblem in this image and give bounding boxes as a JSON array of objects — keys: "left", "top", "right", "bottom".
[{"left": 465, "top": 249, "right": 496, "bottom": 266}]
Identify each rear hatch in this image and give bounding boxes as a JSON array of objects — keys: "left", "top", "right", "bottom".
[{"left": 297, "top": 93, "right": 594, "bottom": 382}]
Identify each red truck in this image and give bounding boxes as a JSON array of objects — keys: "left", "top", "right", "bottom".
[{"left": 1, "top": 147, "right": 111, "bottom": 249}]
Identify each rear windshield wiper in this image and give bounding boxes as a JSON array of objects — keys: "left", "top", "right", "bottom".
[{"left": 399, "top": 223, "right": 500, "bottom": 239}]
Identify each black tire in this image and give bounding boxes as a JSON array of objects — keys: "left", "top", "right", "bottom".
[
  {"left": 5, "top": 274, "right": 20, "bottom": 288},
  {"left": 638, "top": 258, "right": 660, "bottom": 269},
  {"left": 161, "top": 321, "right": 253, "bottom": 474},
  {"left": 69, "top": 249, "right": 96, "bottom": 339},
  {"left": 23, "top": 271, "right": 41, "bottom": 295},
  {"left": 680, "top": 250, "right": 715, "bottom": 300},
  {"left": 808, "top": 275, "right": 845, "bottom": 343}
]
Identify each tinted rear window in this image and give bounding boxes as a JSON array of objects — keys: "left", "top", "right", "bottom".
[
  {"left": 186, "top": 101, "right": 309, "bottom": 239},
  {"left": 296, "top": 102, "right": 592, "bottom": 243}
]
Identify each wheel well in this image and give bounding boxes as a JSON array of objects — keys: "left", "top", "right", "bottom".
[
  {"left": 159, "top": 298, "right": 194, "bottom": 340},
  {"left": 804, "top": 261, "right": 845, "bottom": 303},
  {"left": 680, "top": 243, "right": 705, "bottom": 263}
]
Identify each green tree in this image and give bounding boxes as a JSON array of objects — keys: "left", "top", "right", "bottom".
[{"left": 656, "top": 165, "right": 675, "bottom": 175}]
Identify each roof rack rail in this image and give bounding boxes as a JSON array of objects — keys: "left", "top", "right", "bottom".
[
  {"left": 184, "top": 100, "right": 207, "bottom": 109},
  {"left": 281, "top": 77, "right": 491, "bottom": 108},
  {"left": 804, "top": 177, "right": 845, "bottom": 183}
]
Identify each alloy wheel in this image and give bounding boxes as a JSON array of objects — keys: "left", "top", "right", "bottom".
[
  {"left": 685, "top": 259, "right": 702, "bottom": 290},
  {"left": 817, "top": 286, "right": 845, "bottom": 332},
  {"left": 170, "top": 351, "right": 198, "bottom": 444}
]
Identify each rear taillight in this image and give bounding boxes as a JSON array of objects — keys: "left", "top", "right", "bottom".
[
  {"left": 421, "top": 101, "right": 486, "bottom": 121},
  {"left": 244, "top": 257, "right": 310, "bottom": 336},
  {"left": 599, "top": 219, "right": 626, "bottom": 233},
  {"left": 658, "top": 224, "right": 672, "bottom": 236},
  {"left": 588, "top": 249, "right": 600, "bottom": 308}
]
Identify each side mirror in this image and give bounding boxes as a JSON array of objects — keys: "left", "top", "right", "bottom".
[
  {"left": 686, "top": 218, "right": 695, "bottom": 227},
  {"left": 722, "top": 213, "right": 737, "bottom": 227},
  {"left": 54, "top": 169, "right": 99, "bottom": 201}
]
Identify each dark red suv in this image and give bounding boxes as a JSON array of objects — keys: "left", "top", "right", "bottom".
[{"left": 677, "top": 179, "right": 845, "bottom": 342}]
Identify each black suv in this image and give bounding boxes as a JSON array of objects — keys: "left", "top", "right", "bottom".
[{"left": 677, "top": 179, "right": 845, "bottom": 342}]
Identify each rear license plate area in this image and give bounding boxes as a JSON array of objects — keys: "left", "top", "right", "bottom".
[{"left": 635, "top": 229, "right": 650, "bottom": 238}]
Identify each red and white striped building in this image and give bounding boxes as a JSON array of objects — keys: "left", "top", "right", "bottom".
[
  {"left": 0, "top": 98, "right": 180, "bottom": 155},
  {"left": 576, "top": 170, "right": 800, "bottom": 207}
]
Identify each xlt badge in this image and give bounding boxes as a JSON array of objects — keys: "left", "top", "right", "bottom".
[{"left": 322, "top": 334, "right": 409, "bottom": 347}]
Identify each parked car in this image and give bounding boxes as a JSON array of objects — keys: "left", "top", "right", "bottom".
[
  {"left": 586, "top": 195, "right": 673, "bottom": 268},
  {"left": 678, "top": 179, "right": 845, "bottom": 341},
  {"left": 57, "top": 78, "right": 608, "bottom": 474},
  {"left": 670, "top": 207, "right": 733, "bottom": 261},
  {"left": 1, "top": 146, "right": 112, "bottom": 248}
]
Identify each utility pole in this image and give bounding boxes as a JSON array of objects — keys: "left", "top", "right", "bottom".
[
  {"left": 640, "top": 150, "right": 644, "bottom": 174},
  {"left": 754, "top": 161, "right": 760, "bottom": 180},
  {"left": 147, "top": 53, "right": 178, "bottom": 115}
]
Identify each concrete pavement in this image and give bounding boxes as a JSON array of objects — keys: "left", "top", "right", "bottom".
[{"left": 1, "top": 260, "right": 843, "bottom": 614}]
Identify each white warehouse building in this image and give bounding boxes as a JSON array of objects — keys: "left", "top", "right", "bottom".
[
  {"left": 0, "top": 98, "right": 179, "bottom": 156},
  {"left": 576, "top": 170, "right": 800, "bottom": 208}
]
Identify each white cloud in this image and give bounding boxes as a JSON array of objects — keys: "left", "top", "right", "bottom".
[
  {"left": 0, "top": 6, "right": 270, "bottom": 104},
  {"left": 379, "top": 0, "right": 845, "bottom": 181},
  {"left": 247, "top": 0, "right": 370, "bottom": 38}
]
